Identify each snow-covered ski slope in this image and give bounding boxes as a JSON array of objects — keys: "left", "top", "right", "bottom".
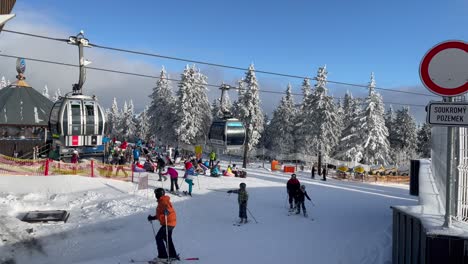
[{"left": 0, "top": 164, "right": 417, "bottom": 264}]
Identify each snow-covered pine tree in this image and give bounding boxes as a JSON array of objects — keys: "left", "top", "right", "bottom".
[
  {"left": 385, "top": 105, "right": 398, "bottom": 155},
  {"left": 417, "top": 122, "right": 431, "bottom": 158},
  {"left": 237, "top": 64, "right": 264, "bottom": 168},
  {"left": 52, "top": 89, "right": 62, "bottom": 102},
  {"left": 268, "top": 83, "right": 297, "bottom": 156},
  {"left": 334, "top": 92, "right": 363, "bottom": 163},
  {"left": 107, "top": 98, "right": 121, "bottom": 138},
  {"left": 294, "top": 78, "right": 312, "bottom": 155},
  {"left": 211, "top": 99, "right": 222, "bottom": 120},
  {"left": 301, "top": 78, "right": 312, "bottom": 103},
  {"left": 42, "top": 85, "right": 50, "bottom": 99},
  {"left": 233, "top": 78, "right": 245, "bottom": 118},
  {"left": 334, "top": 98, "right": 344, "bottom": 150},
  {"left": 0, "top": 76, "right": 6, "bottom": 88},
  {"left": 296, "top": 66, "right": 339, "bottom": 173},
  {"left": 148, "top": 67, "right": 177, "bottom": 144},
  {"left": 258, "top": 113, "right": 271, "bottom": 151},
  {"left": 174, "top": 65, "right": 211, "bottom": 145},
  {"left": 126, "top": 100, "right": 137, "bottom": 141},
  {"left": 359, "top": 73, "right": 390, "bottom": 165},
  {"left": 119, "top": 101, "right": 130, "bottom": 140},
  {"left": 393, "top": 106, "right": 418, "bottom": 164},
  {"left": 310, "top": 66, "right": 339, "bottom": 168},
  {"left": 192, "top": 66, "right": 212, "bottom": 143},
  {"left": 136, "top": 106, "right": 151, "bottom": 142}
]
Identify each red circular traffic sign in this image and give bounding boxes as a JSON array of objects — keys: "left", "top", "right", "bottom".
[{"left": 419, "top": 40, "right": 468, "bottom": 96}]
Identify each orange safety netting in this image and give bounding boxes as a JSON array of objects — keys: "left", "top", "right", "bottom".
[
  {"left": 0, "top": 154, "right": 135, "bottom": 181},
  {"left": 0, "top": 154, "right": 46, "bottom": 176}
]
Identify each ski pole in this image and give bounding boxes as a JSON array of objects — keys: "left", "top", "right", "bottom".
[
  {"left": 164, "top": 210, "right": 169, "bottom": 264},
  {"left": 309, "top": 199, "right": 316, "bottom": 207},
  {"left": 149, "top": 221, "right": 158, "bottom": 252},
  {"left": 246, "top": 207, "right": 258, "bottom": 224}
]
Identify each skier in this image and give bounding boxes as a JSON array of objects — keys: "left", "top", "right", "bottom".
[
  {"left": 227, "top": 182, "right": 249, "bottom": 224},
  {"left": 311, "top": 166, "right": 316, "bottom": 179},
  {"left": 162, "top": 166, "right": 179, "bottom": 193},
  {"left": 157, "top": 156, "right": 167, "bottom": 181},
  {"left": 133, "top": 146, "right": 140, "bottom": 165},
  {"left": 209, "top": 150, "right": 216, "bottom": 168},
  {"left": 115, "top": 153, "right": 128, "bottom": 177},
  {"left": 286, "top": 174, "right": 300, "bottom": 211},
  {"left": 295, "top": 185, "right": 312, "bottom": 217},
  {"left": 183, "top": 160, "right": 196, "bottom": 196},
  {"left": 147, "top": 188, "right": 180, "bottom": 263}
]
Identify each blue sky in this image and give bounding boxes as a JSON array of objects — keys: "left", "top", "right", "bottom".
[
  {"left": 2, "top": 0, "right": 467, "bottom": 120},
  {"left": 19, "top": 0, "right": 467, "bottom": 86}
]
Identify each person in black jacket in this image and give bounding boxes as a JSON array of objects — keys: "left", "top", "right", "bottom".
[
  {"left": 295, "top": 185, "right": 311, "bottom": 217},
  {"left": 322, "top": 167, "right": 327, "bottom": 181},
  {"left": 286, "top": 174, "right": 301, "bottom": 211},
  {"left": 157, "top": 156, "right": 167, "bottom": 181}
]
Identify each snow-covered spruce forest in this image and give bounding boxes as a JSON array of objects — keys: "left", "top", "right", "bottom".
[{"left": 9, "top": 63, "right": 430, "bottom": 166}]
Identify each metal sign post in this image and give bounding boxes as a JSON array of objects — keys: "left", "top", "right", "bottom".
[{"left": 444, "top": 96, "right": 454, "bottom": 228}]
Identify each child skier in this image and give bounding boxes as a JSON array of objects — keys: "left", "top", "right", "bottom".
[
  {"left": 227, "top": 182, "right": 249, "bottom": 224},
  {"left": 183, "top": 160, "right": 196, "bottom": 196},
  {"left": 295, "top": 185, "right": 312, "bottom": 217},
  {"left": 147, "top": 188, "right": 179, "bottom": 263}
]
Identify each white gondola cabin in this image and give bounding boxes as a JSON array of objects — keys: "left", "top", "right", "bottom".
[
  {"left": 208, "top": 118, "right": 246, "bottom": 150},
  {"left": 49, "top": 94, "right": 105, "bottom": 147}
]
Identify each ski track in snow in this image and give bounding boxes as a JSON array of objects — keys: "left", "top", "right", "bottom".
[{"left": 0, "top": 164, "right": 416, "bottom": 264}]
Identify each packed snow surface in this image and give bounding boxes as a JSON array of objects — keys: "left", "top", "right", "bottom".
[{"left": 0, "top": 164, "right": 416, "bottom": 264}]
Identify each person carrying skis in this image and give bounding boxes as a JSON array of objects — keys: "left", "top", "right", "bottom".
[
  {"left": 295, "top": 185, "right": 312, "bottom": 217},
  {"left": 209, "top": 151, "right": 216, "bottom": 168},
  {"left": 286, "top": 174, "right": 300, "bottom": 211},
  {"left": 227, "top": 182, "right": 249, "bottom": 224},
  {"left": 162, "top": 167, "right": 180, "bottom": 193},
  {"left": 147, "top": 188, "right": 180, "bottom": 262}
]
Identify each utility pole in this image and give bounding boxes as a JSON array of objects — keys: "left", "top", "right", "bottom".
[{"left": 242, "top": 123, "right": 250, "bottom": 169}]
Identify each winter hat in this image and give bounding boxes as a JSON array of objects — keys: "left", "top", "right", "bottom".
[
  {"left": 240, "top": 182, "right": 246, "bottom": 189},
  {"left": 154, "top": 188, "right": 165, "bottom": 199},
  {"left": 301, "top": 185, "right": 306, "bottom": 190},
  {"left": 291, "top": 174, "right": 297, "bottom": 178}
]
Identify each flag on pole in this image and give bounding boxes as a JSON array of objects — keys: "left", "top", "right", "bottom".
[{"left": 138, "top": 175, "right": 148, "bottom": 190}]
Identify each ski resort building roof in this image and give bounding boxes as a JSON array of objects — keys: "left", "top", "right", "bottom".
[{"left": 0, "top": 80, "right": 53, "bottom": 127}]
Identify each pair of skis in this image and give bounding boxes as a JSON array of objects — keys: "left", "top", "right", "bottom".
[
  {"left": 130, "top": 257, "right": 199, "bottom": 263},
  {"left": 288, "top": 209, "right": 314, "bottom": 221},
  {"left": 164, "top": 189, "right": 191, "bottom": 197}
]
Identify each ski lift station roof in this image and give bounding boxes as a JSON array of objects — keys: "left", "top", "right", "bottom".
[{"left": 0, "top": 80, "right": 53, "bottom": 127}]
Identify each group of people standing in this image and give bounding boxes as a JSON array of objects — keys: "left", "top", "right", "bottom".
[{"left": 286, "top": 174, "right": 312, "bottom": 217}]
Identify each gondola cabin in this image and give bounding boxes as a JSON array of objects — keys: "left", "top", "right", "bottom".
[
  {"left": 49, "top": 94, "right": 105, "bottom": 147},
  {"left": 208, "top": 118, "right": 246, "bottom": 150}
]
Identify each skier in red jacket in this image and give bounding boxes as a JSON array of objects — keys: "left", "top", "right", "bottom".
[{"left": 286, "top": 174, "right": 300, "bottom": 211}]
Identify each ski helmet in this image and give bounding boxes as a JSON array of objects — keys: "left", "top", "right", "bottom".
[
  {"left": 301, "top": 185, "right": 306, "bottom": 190},
  {"left": 240, "top": 182, "right": 246, "bottom": 189},
  {"left": 154, "top": 188, "right": 165, "bottom": 199},
  {"left": 291, "top": 174, "right": 297, "bottom": 178}
]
